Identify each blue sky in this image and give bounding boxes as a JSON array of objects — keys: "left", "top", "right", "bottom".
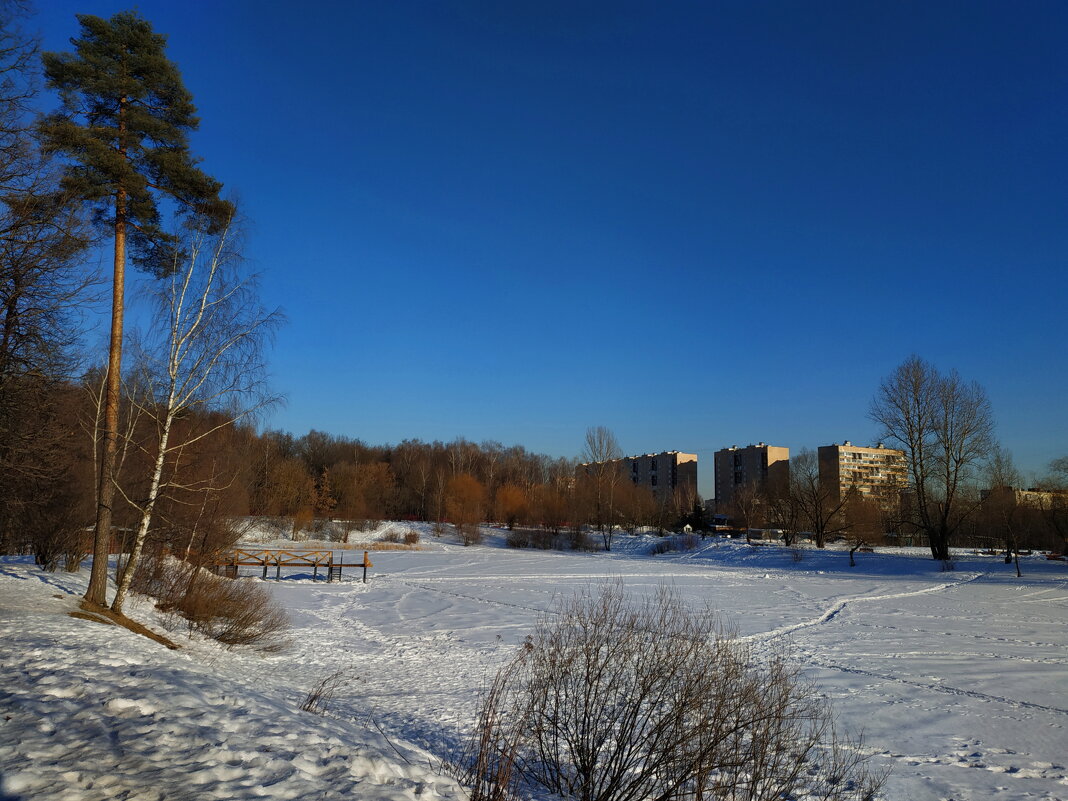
[{"left": 34, "top": 1, "right": 1068, "bottom": 497}]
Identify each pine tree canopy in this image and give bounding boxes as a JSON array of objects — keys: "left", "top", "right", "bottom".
[{"left": 39, "top": 11, "right": 232, "bottom": 275}]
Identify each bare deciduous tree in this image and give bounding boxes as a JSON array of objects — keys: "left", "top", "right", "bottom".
[
  {"left": 446, "top": 472, "right": 485, "bottom": 545},
  {"left": 765, "top": 486, "right": 801, "bottom": 547},
  {"left": 1036, "top": 457, "right": 1068, "bottom": 553},
  {"left": 869, "top": 355, "right": 994, "bottom": 562},
  {"left": 982, "top": 444, "right": 1026, "bottom": 576},
  {"left": 727, "top": 481, "right": 765, "bottom": 544},
  {"left": 0, "top": 4, "right": 95, "bottom": 562},
  {"left": 580, "top": 426, "right": 624, "bottom": 550},
  {"left": 493, "top": 483, "right": 527, "bottom": 530},
  {"left": 790, "top": 448, "right": 850, "bottom": 548}
]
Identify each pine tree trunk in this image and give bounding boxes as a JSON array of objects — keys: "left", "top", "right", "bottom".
[
  {"left": 86, "top": 94, "right": 129, "bottom": 605},
  {"left": 85, "top": 185, "right": 126, "bottom": 606}
]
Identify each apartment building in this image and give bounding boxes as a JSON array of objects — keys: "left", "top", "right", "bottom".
[
  {"left": 817, "top": 441, "right": 907, "bottom": 508},
  {"left": 627, "top": 451, "right": 697, "bottom": 499},
  {"left": 714, "top": 443, "right": 789, "bottom": 510},
  {"left": 579, "top": 451, "right": 698, "bottom": 500},
  {"left": 980, "top": 486, "right": 1066, "bottom": 508}
]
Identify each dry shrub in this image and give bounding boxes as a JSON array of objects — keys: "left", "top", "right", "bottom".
[
  {"left": 380, "top": 526, "right": 418, "bottom": 545},
  {"left": 506, "top": 528, "right": 559, "bottom": 550},
  {"left": 649, "top": 538, "right": 672, "bottom": 555},
  {"left": 291, "top": 507, "right": 314, "bottom": 540},
  {"left": 135, "top": 557, "right": 289, "bottom": 651},
  {"left": 311, "top": 518, "right": 347, "bottom": 542},
  {"left": 465, "top": 583, "right": 885, "bottom": 801},
  {"left": 179, "top": 576, "right": 289, "bottom": 650},
  {"left": 568, "top": 527, "right": 592, "bottom": 551},
  {"left": 301, "top": 666, "right": 357, "bottom": 716},
  {"left": 458, "top": 524, "right": 483, "bottom": 546},
  {"left": 506, "top": 529, "right": 528, "bottom": 549},
  {"left": 649, "top": 533, "right": 700, "bottom": 556}
]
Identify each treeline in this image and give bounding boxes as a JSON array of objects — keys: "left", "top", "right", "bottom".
[
  {"left": 244, "top": 429, "right": 700, "bottom": 541},
  {"left": 4, "top": 389, "right": 704, "bottom": 562}
]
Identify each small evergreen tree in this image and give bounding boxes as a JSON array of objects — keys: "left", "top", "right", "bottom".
[{"left": 40, "top": 12, "right": 233, "bottom": 606}]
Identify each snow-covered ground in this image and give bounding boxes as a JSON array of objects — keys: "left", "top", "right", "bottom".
[{"left": 2, "top": 526, "right": 1066, "bottom": 800}]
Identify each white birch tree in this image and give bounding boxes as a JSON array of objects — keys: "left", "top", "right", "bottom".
[{"left": 110, "top": 217, "right": 280, "bottom": 614}]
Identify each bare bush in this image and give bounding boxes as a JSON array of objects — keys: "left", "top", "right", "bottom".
[
  {"left": 379, "top": 526, "right": 419, "bottom": 545},
  {"left": 458, "top": 524, "right": 483, "bottom": 546},
  {"left": 310, "top": 518, "right": 347, "bottom": 542},
  {"left": 649, "top": 538, "right": 673, "bottom": 556},
  {"left": 506, "top": 528, "right": 560, "bottom": 550},
  {"left": 134, "top": 557, "right": 289, "bottom": 651},
  {"left": 506, "top": 529, "right": 528, "bottom": 548},
  {"left": 568, "top": 527, "right": 592, "bottom": 551},
  {"left": 465, "top": 583, "right": 885, "bottom": 801}
]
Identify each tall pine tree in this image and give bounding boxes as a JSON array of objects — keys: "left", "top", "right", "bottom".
[{"left": 40, "top": 12, "right": 232, "bottom": 606}]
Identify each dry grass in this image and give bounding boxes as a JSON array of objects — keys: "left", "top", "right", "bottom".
[
  {"left": 365, "top": 542, "right": 418, "bottom": 551},
  {"left": 300, "top": 666, "right": 357, "bottom": 716}
]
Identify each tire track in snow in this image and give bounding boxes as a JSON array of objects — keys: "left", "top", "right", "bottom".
[
  {"left": 734, "top": 570, "right": 1068, "bottom": 717},
  {"left": 385, "top": 576, "right": 553, "bottom": 615},
  {"left": 739, "top": 572, "right": 985, "bottom": 644},
  {"left": 828, "top": 649, "right": 1068, "bottom": 668},
  {"left": 809, "top": 658, "right": 1068, "bottom": 716},
  {"left": 385, "top": 571, "right": 725, "bottom": 583}
]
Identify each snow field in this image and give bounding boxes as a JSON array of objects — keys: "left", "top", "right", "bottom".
[{"left": 2, "top": 529, "right": 1066, "bottom": 800}]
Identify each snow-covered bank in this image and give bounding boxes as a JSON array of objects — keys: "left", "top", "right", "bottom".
[
  {"left": 2, "top": 534, "right": 1066, "bottom": 800},
  {"left": 0, "top": 559, "right": 464, "bottom": 801}
]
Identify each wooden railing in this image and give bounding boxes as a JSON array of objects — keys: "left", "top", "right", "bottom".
[{"left": 217, "top": 549, "right": 372, "bottom": 582}]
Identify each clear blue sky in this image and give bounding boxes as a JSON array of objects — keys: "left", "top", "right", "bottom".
[{"left": 34, "top": 1, "right": 1068, "bottom": 497}]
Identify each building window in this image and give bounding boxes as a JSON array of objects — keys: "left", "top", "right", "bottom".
[
  {"left": 651, "top": 475, "right": 658, "bottom": 486},
  {"left": 650, "top": 458, "right": 658, "bottom": 472}
]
